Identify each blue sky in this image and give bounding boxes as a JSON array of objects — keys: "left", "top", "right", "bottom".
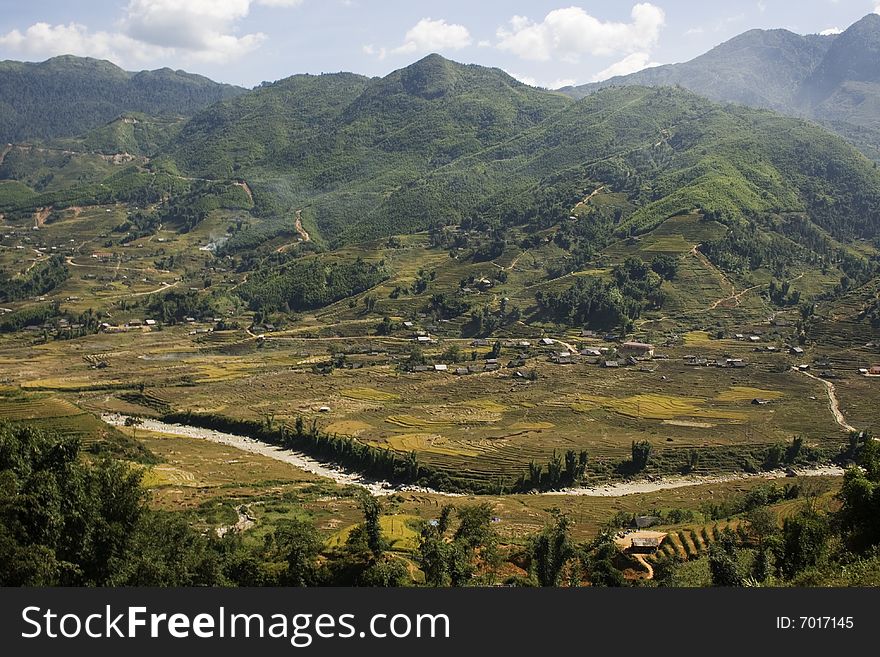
[{"left": 1, "top": 0, "right": 878, "bottom": 88}]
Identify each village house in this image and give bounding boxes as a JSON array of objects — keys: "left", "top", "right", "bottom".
[
  {"left": 629, "top": 537, "right": 662, "bottom": 554},
  {"left": 619, "top": 341, "right": 655, "bottom": 358}
]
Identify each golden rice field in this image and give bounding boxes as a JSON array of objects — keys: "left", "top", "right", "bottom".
[
  {"left": 715, "top": 386, "right": 784, "bottom": 402},
  {"left": 368, "top": 433, "right": 481, "bottom": 457},
  {"left": 570, "top": 392, "right": 748, "bottom": 422},
  {"left": 340, "top": 387, "right": 400, "bottom": 402},
  {"left": 326, "top": 515, "right": 422, "bottom": 553}
]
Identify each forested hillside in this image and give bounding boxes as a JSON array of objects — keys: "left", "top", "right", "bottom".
[
  {"left": 149, "top": 56, "right": 880, "bottom": 249},
  {"left": 0, "top": 55, "right": 246, "bottom": 143}
]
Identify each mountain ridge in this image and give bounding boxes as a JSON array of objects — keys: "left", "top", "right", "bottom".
[
  {"left": 561, "top": 13, "right": 880, "bottom": 161},
  {"left": 0, "top": 55, "right": 248, "bottom": 143}
]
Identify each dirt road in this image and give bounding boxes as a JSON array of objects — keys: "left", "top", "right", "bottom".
[
  {"left": 294, "top": 209, "right": 310, "bottom": 242},
  {"left": 794, "top": 368, "right": 857, "bottom": 432}
]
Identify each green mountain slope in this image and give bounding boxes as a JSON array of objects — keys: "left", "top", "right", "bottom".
[
  {"left": 561, "top": 14, "right": 880, "bottom": 161},
  {"left": 168, "top": 55, "right": 876, "bottom": 247},
  {"left": 167, "top": 54, "right": 572, "bottom": 239},
  {"left": 0, "top": 55, "right": 246, "bottom": 143}
]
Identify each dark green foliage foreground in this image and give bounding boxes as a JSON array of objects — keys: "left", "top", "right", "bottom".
[
  {"left": 654, "top": 432, "right": 880, "bottom": 587},
  {"left": 0, "top": 423, "right": 627, "bottom": 587}
]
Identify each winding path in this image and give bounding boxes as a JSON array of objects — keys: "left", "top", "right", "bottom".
[{"left": 794, "top": 368, "right": 857, "bottom": 433}]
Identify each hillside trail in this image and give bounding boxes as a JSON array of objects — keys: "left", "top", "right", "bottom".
[
  {"left": 294, "top": 209, "right": 310, "bottom": 242},
  {"left": 276, "top": 210, "right": 311, "bottom": 253},
  {"left": 233, "top": 180, "right": 254, "bottom": 204},
  {"left": 793, "top": 367, "right": 857, "bottom": 433},
  {"left": 633, "top": 554, "right": 654, "bottom": 579},
  {"left": 572, "top": 184, "right": 608, "bottom": 211},
  {"left": 695, "top": 241, "right": 805, "bottom": 312},
  {"left": 0, "top": 143, "right": 11, "bottom": 167},
  {"left": 25, "top": 248, "right": 47, "bottom": 274}
]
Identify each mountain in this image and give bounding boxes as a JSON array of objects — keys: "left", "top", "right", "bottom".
[
  {"left": 153, "top": 55, "right": 880, "bottom": 247},
  {"left": 561, "top": 14, "right": 880, "bottom": 161},
  {"left": 168, "top": 54, "right": 572, "bottom": 240},
  {"left": 0, "top": 55, "right": 247, "bottom": 144}
]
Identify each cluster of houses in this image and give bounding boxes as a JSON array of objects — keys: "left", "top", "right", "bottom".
[{"left": 683, "top": 355, "right": 748, "bottom": 368}]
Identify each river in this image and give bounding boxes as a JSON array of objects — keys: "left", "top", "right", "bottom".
[{"left": 102, "top": 414, "right": 845, "bottom": 498}]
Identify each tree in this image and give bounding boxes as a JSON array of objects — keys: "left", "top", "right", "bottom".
[
  {"left": 708, "top": 528, "right": 743, "bottom": 587},
  {"left": 631, "top": 440, "right": 652, "bottom": 471},
  {"left": 418, "top": 523, "right": 452, "bottom": 587},
  {"left": 586, "top": 532, "right": 625, "bottom": 587},
  {"left": 529, "top": 510, "right": 575, "bottom": 586},
  {"left": 275, "top": 519, "right": 324, "bottom": 586},
  {"left": 777, "top": 508, "right": 829, "bottom": 578},
  {"left": 745, "top": 507, "right": 777, "bottom": 581},
  {"left": 360, "top": 493, "right": 386, "bottom": 559}
]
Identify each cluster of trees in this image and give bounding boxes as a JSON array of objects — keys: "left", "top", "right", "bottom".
[
  {"left": 466, "top": 302, "right": 521, "bottom": 337},
  {"left": 115, "top": 210, "right": 162, "bottom": 243},
  {"left": 144, "top": 289, "right": 215, "bottom": 325},
  {"left": 768, "top": 279, "right": 802, "bottom": 306},
  {"left": 701, "top": 221, "right": 808, "bottom": 277},
  {"left": 517, "top": 450, "right": 589, "bottom": 492},
  {"left": 0, "top": 420, "right": 416, "bottom": 586},
  {"left": 536, "top": 257, "right": 666, "bottom": 331},
  {"left": 0, "top": 303, "right": 57, "bottom": 333},
  {"left": 237, "top": 257, "right": 386, "bottom": 315},
  {"left": 420, "top": 505, "right": 628, "bottom": 587},
  {"left": 0, "top": 421, "right": 615, "bottom": 587},
  {"left": 523, "top": 511, "right": 626, "bottom": 587},
  {"left": 0, "top": 255, "right": 69, "bottom": 303}
]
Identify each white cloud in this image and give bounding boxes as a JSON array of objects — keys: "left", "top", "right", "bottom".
[
  {"left": 684, "top": 26, "right": 705, "bottom": 35},
  {"left": 0, "top": 22, "right": 159, "bottom": 62},
  {"left": 0, "top": 0, "right": 304, "bottom": 67},
  {"left": 509, "top": 71, "right": 577, "bottom": 89},
  {"left": 591, "top": 51, "right": 660, "bottom": 81},
  {"left": 120, "top": 0, "right": 265, "bottom": 61},
  {"left": 477, "top": 39, "right": 491, "bottom": 48},
  {"left": 362, "top": 44, "right": 387, "bottom": 59},
  {"left": 390, "top": 18, "right": 472, "bottom": 56},
  {"left": 875, "top": 3, "right": 880, "bottom": 14},
  {"left": 496, "top": 3, "right": 665, "bottom": 63},
  {"left": 819, "top": 27, "right": 843, "bottom": 35}
]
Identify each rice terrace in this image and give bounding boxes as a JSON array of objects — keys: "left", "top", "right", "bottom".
[{"left": 1, "top": 4, "right": 880, "bottom": 590}]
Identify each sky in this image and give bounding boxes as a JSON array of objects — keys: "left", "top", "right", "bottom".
[{"left": 0, "top": 0, "right": 878, "bottom": 89}]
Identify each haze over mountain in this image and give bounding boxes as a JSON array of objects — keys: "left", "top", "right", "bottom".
[
  {"left": 561, "top": 13, "right": 880, "bottom": 161},
  {"left": 0, "top": 55, "right": 247, "bottom": 144}
]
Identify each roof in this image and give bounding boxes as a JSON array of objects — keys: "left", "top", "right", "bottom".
[
  {"left": 631, "top": 537, "right": 661, "bottom": 548},
  {"left": 434, "top": 364, "right": 448, "bottom": 371},
  {"left": 621, "top": 341, "right": 654, "bottom": 350}
]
